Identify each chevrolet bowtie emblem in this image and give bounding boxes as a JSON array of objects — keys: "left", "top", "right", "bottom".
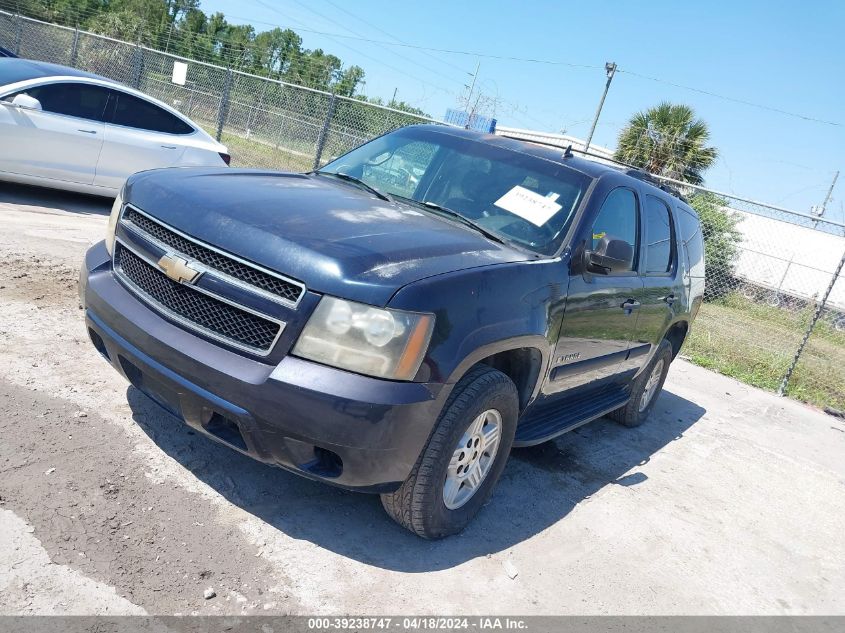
[{"left": 158, "top": 254, "right": 201, "bottom": 284}]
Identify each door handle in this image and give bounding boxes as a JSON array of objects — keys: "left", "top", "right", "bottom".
[
  {"left": 160, "top": 145, "right": 178, "bottom": 149},
  {"left": 621, "top": 299, "right": 641, "bottom": 313},
  {"left": 77, "top": 129, "right": 97, "bottom": 134},
  {"left": 664, "top": 294, "right": 676, "bottom": 305}
]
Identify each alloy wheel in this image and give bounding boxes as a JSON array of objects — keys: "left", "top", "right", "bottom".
[{"left": 443, "top": 409, "right": 502, "bottom": 510}]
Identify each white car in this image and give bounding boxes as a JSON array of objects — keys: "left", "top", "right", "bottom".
[{"left": 0, "top": 58, "right": 229, "bottom": 197}]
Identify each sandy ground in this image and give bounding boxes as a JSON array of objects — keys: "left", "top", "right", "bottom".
[{"left": 1, "top": 181, "right": 844, "bottom": 616}]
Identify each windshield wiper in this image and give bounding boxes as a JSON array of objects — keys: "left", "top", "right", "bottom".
[
  {"left": 416, "top": 200, "right": 510, "bottom": 247},
  {"left": 391, "top": 195, "right": 509, "bottom": 245},
  {"left": 315, "top": 171, "right": 391, "bottom": 202}
]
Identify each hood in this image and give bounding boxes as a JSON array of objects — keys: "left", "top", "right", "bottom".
[{"left": 124, "top": 168, "right": 533, "bottom": 306}]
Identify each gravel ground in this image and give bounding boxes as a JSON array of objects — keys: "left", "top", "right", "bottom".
[{"left": 1, "top": 181, "right": 844, "bottom": 616}]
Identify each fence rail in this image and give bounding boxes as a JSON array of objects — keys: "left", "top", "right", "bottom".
[{"left": 1, "top": 10, "right": 843, "bottom": 412}]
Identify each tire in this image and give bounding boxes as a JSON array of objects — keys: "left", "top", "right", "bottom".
[
  {"left": 610, "top": 339, "right": 673, "bottom": 428},
  {"left": 741, "top": 284, "right": 757, "bottom": 301},
  {"left": 380, "top": 365, "right": 518, "bottom": 539}
]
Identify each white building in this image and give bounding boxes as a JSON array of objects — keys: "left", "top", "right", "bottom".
[{"left": 494, "top": 125, "right": 615, "bottom": 163}]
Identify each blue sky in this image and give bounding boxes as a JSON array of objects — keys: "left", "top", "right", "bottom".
[{"left": 201, "top": 0, "right": 845, "bottom": 223}]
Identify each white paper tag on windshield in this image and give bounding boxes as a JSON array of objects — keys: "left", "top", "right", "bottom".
[{"left": 494, "top": 186, "right": 562, "bottom": 226}]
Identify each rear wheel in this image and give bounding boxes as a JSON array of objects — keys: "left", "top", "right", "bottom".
[
  {"left": 611, "top": 339, "right": 673, "bottom": 428},
  {"left": 381, "top": 365, "right": 518, "bottom": 539}
]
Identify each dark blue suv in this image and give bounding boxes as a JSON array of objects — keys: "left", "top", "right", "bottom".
[{"left": 80, "top": 125, "right": 704, "bottom": 538}]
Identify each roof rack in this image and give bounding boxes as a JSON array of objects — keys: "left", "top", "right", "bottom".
[{"left": 497, "top": 133, "right": 688, "bottom": 201}]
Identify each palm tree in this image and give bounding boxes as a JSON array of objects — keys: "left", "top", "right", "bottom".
[{"left": 614, "top": 102, "right": 717, "bottom": 185}]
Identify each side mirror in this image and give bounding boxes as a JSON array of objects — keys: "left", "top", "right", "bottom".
[
  {"left": 9, "top": 94, "right": 42, "bottom": 110},
  {"left": 585, "top": 236, "right": 634, "bottom": 274}
]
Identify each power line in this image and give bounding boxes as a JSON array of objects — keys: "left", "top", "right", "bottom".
[
  {"left": 272, "top": 0, "right": 470, "bottom": 87},
  {"left": 247, "top": 0, "right": 459, "bottom": 99},
  {"left": 617, "top": 69, "right": 842, "bottom": 128},
  {"left": 320, "top": 0, "right": 470, "bottom": 77},
  {"left": 2, "top": 0, "right": 840, "bottom": 129}
]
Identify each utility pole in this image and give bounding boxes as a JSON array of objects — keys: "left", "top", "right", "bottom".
[
  {"left": 812, "top": 170, "right": 839, "bottom": 229},
  {"left": 584, "top": 61, "right": 617, "bottom": 151},
  {"left": 391, "top": 87, "right": 397, "bottom": 106},
  {"left": 818, "top": 171, "right": 839, "bottom": 219}
]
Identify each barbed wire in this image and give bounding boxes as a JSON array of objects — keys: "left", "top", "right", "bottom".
[{"left": 2, "top": 7, "right": 844, "bottom": 413}]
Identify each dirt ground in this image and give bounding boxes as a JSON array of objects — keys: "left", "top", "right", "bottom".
[{"left": 1, "top": 181, "right": 844, "bottom": 616}]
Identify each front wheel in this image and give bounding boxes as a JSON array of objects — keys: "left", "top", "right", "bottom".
[{"left": 380, "top": 365, "right": 518, "bottom": 539}]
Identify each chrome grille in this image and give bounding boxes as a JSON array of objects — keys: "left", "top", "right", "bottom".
[
  {"left": 122, "top": 206, "right": 304, "bottom": 305},
  {"left": 115, "top": 245, "right": 281, "bottom": 354}
]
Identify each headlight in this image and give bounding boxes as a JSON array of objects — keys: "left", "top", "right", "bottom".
[
  {"left": 104, "top": 188, "right": 124, "bottom": 255},
  {"left": 292, "top": 297, "right": 434, "bottom": 381}
]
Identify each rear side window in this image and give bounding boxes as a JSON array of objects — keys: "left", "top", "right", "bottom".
[
  {"left": 110, "top": 91, "right": 193, "bottom": 134},
  {"left": 644, "top": 195, "right": 674, "bottom": 273},
  {"left": 17, "top": 82, "right": 110, "bottom": 121},
  {"left": 591, "top": 188, "right": 639, "bottom": 254},
  {"left": 677, "top": 208, "right": 705, "bottom": 278}
]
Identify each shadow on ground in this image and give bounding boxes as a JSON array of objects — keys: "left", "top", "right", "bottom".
[
  {"left": 0, "top": 182, "right": 112, "bottom": 215},
  {"left": 128, "top": 385, "right": 704, "bottom": 572}
]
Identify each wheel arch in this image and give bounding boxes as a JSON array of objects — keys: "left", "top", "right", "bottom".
[
  {"left": 441, "top": 336, "right": 550, "bottom": 415},
  {"left": 664, "top": 319, "right": 689, "bottom": 359}
]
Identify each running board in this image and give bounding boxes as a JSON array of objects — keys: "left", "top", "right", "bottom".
[{"left": 513, "top": 386, "right": 630, "bottom": 447}]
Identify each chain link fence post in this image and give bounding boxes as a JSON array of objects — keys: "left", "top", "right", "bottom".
[
  {"left": 215, "top": 67, "right": 233, "bottom": 143},
  {"left": 778, "top": 249, "right": 845, "bottom": 396},
  {"left": 131, "top": 40, "right": 143, "bottom": 89},
  {"left": 13, "top": 12, "right": 22, "bottom": 55},
  {"left": 69, "top": 26, "right": 80, "bottom": 66},
  {"left": 313, "top": 91, "right": 337, "bottom": 170}
]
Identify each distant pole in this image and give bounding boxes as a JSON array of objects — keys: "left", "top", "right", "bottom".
[
  {"left": 813, "top": 170, "right": 839, "bottom": 229},
  {"left": 584, "top": 61, "right": 617, "bottom": 151},
  {"left": 391, "top": 87, "right": 397, "bottom": 105},
  {"left": 464, "top": 60, "right": 480, "bottom": 125},
  {"left": 164, "top": 22, "right": 174, "bottom": 55},
  {"left": 818, "top": 171, "right": 839, "bottom": 219}
]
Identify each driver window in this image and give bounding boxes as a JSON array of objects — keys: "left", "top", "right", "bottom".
[
  {"left": 362, "top": 140, "right": 438, "bottom": 198},
  {"left": 591, "top": 188, "right": 639, "bottom": 266},
  {"left": 9, "top": 83, "right": 110, "bottom": 121}
]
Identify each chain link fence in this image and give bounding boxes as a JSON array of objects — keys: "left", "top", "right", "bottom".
[
  {"left": 2, "top": 10, "right": 844, "bottom": 411},
  {"left": 651, "top": 179, "right": 845, "bottom": 411},
  {"left": 0, "top": 10, "right": 437, "bottom": 173}
]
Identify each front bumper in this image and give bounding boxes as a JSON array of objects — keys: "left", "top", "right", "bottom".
[{"left": 80, "top": 241, "right": 443, "bottom": 492}]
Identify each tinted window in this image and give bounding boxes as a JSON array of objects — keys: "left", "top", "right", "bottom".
[
  {"left": 678, "top": 208, "right": 705, "bottom": 278},
  {"left": 16, "top": 82, "right": 110, "bottom": 121},
  {"left": 644, "top": 195, "right": 674, "bottom": 273},
  {"left": 110, "top": 92, "right": 193, "bottom": 134},
  {"left": 591, "top": 188, "right": 639, "bottom": 271}
]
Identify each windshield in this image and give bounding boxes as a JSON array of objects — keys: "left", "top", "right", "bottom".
[{"left": 319, "top": 127, "right": 591, "bottom": 255}]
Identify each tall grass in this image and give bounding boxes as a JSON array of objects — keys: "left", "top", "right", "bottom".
[{"left": 685, "top": 292, "right": 845, "bottom": 410}]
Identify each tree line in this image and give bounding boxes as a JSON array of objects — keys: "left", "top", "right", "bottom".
[{"left": 12, "top": 0, "right": 425, "bottom": 110}]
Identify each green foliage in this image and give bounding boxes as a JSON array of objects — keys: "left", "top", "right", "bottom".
[
  {"left": 614, "top": 102, "right": 717, "bottom": 185},
  {"left": 86, "top": 8, "right": 152, "bottom": 42},
  {"left": 20, "top": 0, "right": 369, "bottom": 96},
  {"left": 688, "top": 191, "right": 741, "bottom": 300},
  {"left": 685, "top": 295, "right": 845, "bottom": 410},
  {"left": 355, "top": 95, "right": 430, "bottom": 118}
]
